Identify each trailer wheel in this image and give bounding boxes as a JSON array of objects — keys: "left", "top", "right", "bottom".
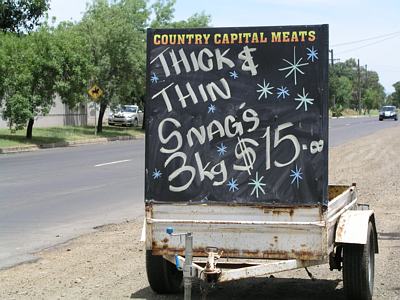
[
  {"left": 146, "top": 250, "right": 183, "bottom": 294},
  {"left": 343, "top": 221, "right": 375, "bottom": 300}
]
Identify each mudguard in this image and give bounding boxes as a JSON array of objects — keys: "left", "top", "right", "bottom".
[{"left": 335, "top": 209, "right": 378, "bottom": 253}]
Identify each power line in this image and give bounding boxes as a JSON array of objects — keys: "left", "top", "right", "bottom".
[
  {"left": 332, "top": 30, "right": 400, "bottom": 47},
  {"left": 336, "top": 34, "right": 400, "bottom": 55}
]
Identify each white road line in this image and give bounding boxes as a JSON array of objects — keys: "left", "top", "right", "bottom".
[{"left": 95, "top": 159, "right": 132, "bottom": 167}]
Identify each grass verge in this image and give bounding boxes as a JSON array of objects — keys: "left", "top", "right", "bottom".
[
  {"left": 329, "top": 109, "right": 379, "bottom": 117},
  {"left": 0, "top": 126, "right": 144, "bottom": 148}
]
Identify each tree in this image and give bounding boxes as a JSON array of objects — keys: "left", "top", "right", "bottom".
[
  {"left": 0, "top": 24, "right": 93, "bottom": 138},
  {"left": 0, "top": 0, "right": 50, "bottom": 33},
  {"left": 329, "top": 59, "right": 386, "bottom": 112},
  {"left": 329, "top": 74, "right": 352, "bottom": 107},
  {"left": 79, "top": 0, "right": 149, "bottom": 133},
  {"left": 0, "top": 34, "right": 33, "bottom": 131},
  {"left": 80, "top": 0, "right": 211, "bottom": 133},
  {"left": 52, "top": 22, "right": 93, "bottom": 109},
  {"left": 363, "top": 88, "right": 379, "bottom": 114},
  {"left": 0, "top": 28, "right": 58, "bottom": 137},
  {"left": 150, "top": 0, "right": 210, "bottom": 29},
  {"left": 391, "top": 81, "right": 400, "bottom": 107},
  {"left": 0, "top": 34, "right": 8, "bottom": 104}
]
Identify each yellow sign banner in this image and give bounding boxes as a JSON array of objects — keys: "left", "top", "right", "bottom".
[{"left": 88, "top": 84, "right": 103, "bottom": 100}]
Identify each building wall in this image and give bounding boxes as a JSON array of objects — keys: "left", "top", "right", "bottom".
[
  {"left": 0, "top": 96, "right": 109, "bottom": 129},
  {"left": 86, "top": 102, "right": 110, "bottom": 126}
]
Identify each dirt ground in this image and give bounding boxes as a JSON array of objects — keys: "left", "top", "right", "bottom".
[{"left": 1, "top": 126, "right": 400, "bottom": 300}]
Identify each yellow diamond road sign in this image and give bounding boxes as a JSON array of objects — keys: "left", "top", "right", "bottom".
[{"left": 88, "top": 84, "right": 103, "bottom": 100}]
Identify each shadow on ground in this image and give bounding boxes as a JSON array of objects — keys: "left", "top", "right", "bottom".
[
  {"left": 378, "top": 232, "right": 400, "bottom": 241},
  {"left": 0, "top": 134, "right": 65, "bottom": 146},
  {"left": 130, "top": 277, "right": 343, "bottom": 300}
]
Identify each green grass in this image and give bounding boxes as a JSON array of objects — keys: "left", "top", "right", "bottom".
[
  {"left": 0, "top": 126, "right": 144, "bottom": 148},
  {"left": 329, "top": 109, "right": 380, "bottom": 117}
]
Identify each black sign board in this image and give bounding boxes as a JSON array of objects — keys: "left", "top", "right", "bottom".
[{"left": 145, "top": 25, "right": 329, "bottom": 206}]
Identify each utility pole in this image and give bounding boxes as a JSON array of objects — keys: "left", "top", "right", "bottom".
[
  {"left": 357, "top": 59, "right": 362, "bottom": 114},
  {"left": 330, "top": 49, "right": 336, "bottom": 107},
  {"left": 365, "top": 64, "right": 369, "bottom": 115}
]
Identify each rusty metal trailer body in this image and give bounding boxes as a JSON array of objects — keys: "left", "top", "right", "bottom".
[{"left": 144, "top": 185, "right": 378, "bottom": 295}]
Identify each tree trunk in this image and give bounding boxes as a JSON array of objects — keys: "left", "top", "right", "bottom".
[
  {"left": 97, "top": 102, "right": 107, "bottom": 133},
  {"left": 26, "top": 118, "right": 34, "bottom": 139}
]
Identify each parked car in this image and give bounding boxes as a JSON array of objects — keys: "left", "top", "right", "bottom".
[
  {"left": 379, "top": 105, "right": 397, "bottom": 121},
  {"left": 108, "top": 105, "right": 143, "bottom": 127}
]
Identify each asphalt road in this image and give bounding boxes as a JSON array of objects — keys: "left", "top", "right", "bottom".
[
  {"left": 329, "top": 116, "right": 399, "bottom": 147},
  {"left": 0, "top": 141, "right": 145, "bottom": 268},
  {"left": 0, "top": 116, "right": 399, "bottom": 269}
]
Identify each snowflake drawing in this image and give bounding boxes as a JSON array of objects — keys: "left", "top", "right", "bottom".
[
  {"left": 306, "top": 46, "right": 319, "bottom": 62},
  {"left": 256, "top": 80, "right": 274, "bottom": 100},
  {"left": 150, "top": 72, "right": 159, "bottom": 83},
  {"left": 152, "top": 168, "right": 162, "bottom": 179},
  {"left": 216, "top": 143, "right": 227, "bottom": 156},
  {"left": 248, "top": 172, "right": 266, "bottom": 198},
  {"left": 276, "top": 86, "right": 290, "bottom": 99},
  {"left": 295, "top": 88, "right": 314, "bottom": 112},
  {"left": 229, "top": 70, "right": 239, "bottom": 79},
  {"left": 208, "top": 104, "right": 216, "bottom": 114},
  {"left": 278, "top": 47, "right": 309, "bottom": 86},
  {"left": 290, "top": 165, "right": 303, "bottom": 188},
  {"left": 227, "top": 178, "right": 239, "bottom": 192}
]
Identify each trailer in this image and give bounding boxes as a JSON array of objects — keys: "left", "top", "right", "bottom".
[{"left": 144, "top": 24, "right": 378, "bottom": 300}]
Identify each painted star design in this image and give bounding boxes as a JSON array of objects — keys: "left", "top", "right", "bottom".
[
  {"left": 295, "top": 88, "right": 314, "bottom": 112},
  {"left": 276, "top": 86, "right": 290, "bottom": 99},
  {"left": 290, "top": 165, "right": 303, "bottom": 188},
  {"left": 306, "top": 46, "right": 319, "bottom": 62},
  {"left": 208, "top": 104, "right": 216, "bottom": 114},
  {"left": 150, "top": 72, "right": 159, "bottom": 83},
  {"left": 152, "top": 168, "right": 162, "bottom": 179},
  {"left": 216, "top": 143, "right": 227, "bottom": 156},
  {"left": 278, "top": 47, "right": 309, "bottom": 86},
  {"left": 256, "top": 80, "right": 274, "bottom": 100},
  {"left": 248, "top": 172, "right": 266, "bottom": 198},
  {"left": 229, "top": 70, "right": 239, "bottom": 79},
  {"left": 227, "top": 178, "right": 239, "bottom": 192}
]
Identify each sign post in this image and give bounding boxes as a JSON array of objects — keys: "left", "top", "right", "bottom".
[
  {"left": 88, "top": 84, "right": 104, "bottom": 136},
  {"left": 94, "top": 102, "right": 97, "bottom": 136}
]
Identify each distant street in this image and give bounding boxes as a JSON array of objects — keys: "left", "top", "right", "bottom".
[
  {"left": 329, "top": 116, "right": 399, "bottom": 147},
  {"left": 0, "top": 116, "right": 399, "bottom": 269}
]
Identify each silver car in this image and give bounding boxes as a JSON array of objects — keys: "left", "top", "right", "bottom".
[
  {"left": 108, "top": 105, "right": 144, "bottom": 127},
  {"left": 379, "top": 105, "right": 397, "bottom": 121}
]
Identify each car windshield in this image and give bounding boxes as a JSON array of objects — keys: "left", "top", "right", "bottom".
[
  {"left": 122, "top": 106, "right": 137, "bottom": 113},
  {"left": 381, "top": 106, "right": 395, "bottom": 112}
]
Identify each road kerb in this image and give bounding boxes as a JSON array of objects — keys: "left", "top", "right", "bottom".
[{"left": 0, "top": 134, "right": 145, "bottom": 154}]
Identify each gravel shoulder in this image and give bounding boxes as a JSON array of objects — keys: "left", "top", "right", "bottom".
[{"left": 1, "top": 127, "right": 400, "bottom": 299}]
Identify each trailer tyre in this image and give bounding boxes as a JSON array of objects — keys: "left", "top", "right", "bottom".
[
  {"left": 343, "top": 221, "right": 375, "bottom": 300},
  {"left": 146, "top": 250, "right": 183, "bottom": 294}
]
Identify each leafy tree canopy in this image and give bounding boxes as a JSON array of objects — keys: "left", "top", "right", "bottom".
[
  {"left": 329, "top": 59, "right": 386, "bottom": 113},
  {"left": 390, "top": 81, "right": 400, "bottom": 107},
  {"left": 0, "top": 0, "right": 50, "bottom": 33}
]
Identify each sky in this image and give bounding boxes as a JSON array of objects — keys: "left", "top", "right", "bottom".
[{"left": 48, "top": 0, "right": 400, "bottom": 93}]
